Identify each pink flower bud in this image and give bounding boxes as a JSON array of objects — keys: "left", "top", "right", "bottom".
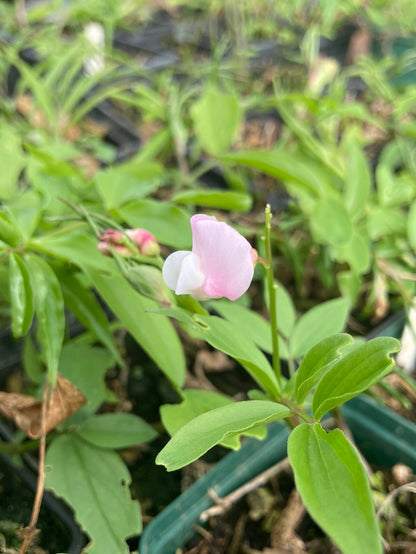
[
  {"left": 162, "top": 214, "right": 255, "bottom": 301},
  {"left": 126, "top": 229, "right": 160, "bottom": 256},
  {"left": 98, "top": 228, "right": 160, "bottom": 257},
  {"left": 98, "top": 229, "right": 125, "bottom": 245},
  {"left": 97, "top": 242, "right": 131, "bottom": 257}
]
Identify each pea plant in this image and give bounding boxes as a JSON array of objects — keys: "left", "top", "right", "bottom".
[{"left": 156, "top": 207, "right": 400, "bottom": 554}]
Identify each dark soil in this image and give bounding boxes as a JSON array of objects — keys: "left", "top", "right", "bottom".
[{"left": 177, "top": 462, "right": 416, "bottom": 554}]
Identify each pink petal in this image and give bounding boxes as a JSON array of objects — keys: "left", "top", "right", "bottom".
[{"left": 191, "top": 215, "right": 254, "bottom": 301}]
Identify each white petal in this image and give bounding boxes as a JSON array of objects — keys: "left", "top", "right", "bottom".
[
  {"left": 175, "top": 252, "right": 205, "bottom": 295},
  {"left": 162, "top": 251, "right": 192, "bottom": 291}
]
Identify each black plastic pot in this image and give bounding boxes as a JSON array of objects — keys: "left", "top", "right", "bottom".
[{"left": 139, "top": 312, "right": 414, "bottom": 554}]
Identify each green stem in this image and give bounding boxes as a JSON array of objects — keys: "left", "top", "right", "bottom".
[{"left": 264, "top": 204, "right": 281, "bottom": 388}]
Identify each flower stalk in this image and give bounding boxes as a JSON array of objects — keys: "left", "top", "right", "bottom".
[{"left": 263, "top": 204, "right": 282, "bottom": 390}]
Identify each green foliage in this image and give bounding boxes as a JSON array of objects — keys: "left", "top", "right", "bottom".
[
  {"left": 312, "top": 337, "right": 400, "bottom": 419},
  {"left": 45, "top": 434, "right": 141, "bottom": 554},
  {"left": 76, "top": 413, "right": 157, "bottom": 449},
  {"left": 294, "top": 334, "right": 354, "bottom": 404},
  {"left": 26, "top": 255, "right": 65, "bottom": 385},
  {"left": 288, "top": 424, "right": 382, "bottom": 554},
  {"left": 191, "top": 86, "right": 242, "bottom": 156},
  {"left": 8, "top": 253, "right": 34, "bottom": 338},
  {"left": 160, "top": 389, "right": 267, "bottom": 449},
  {"left": 58, "top": 342, "right": 118, "bottom": 411},
  {"left": 84, "top": 265, "right": 186, "bottom": 391},
  {"left": 156, "top": 400, "right": 290, "bottom": 471}
]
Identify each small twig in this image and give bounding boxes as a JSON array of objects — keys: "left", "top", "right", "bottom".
[
  {"left": 271, "top": 488, "right": 306, "bottom": 551},
  {"left": 19, "top": 380, "right": 50, "bottom": 554},
  {"left": 377, "top": 481, "right": 416, "bottom": 519},
  {"left": 199, "top": 457, "right": 291, "bottom": 522}
]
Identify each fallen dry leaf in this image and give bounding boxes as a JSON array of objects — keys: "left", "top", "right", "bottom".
[{"left": 0, "top": 374, "right": 86, "bottom": 438}]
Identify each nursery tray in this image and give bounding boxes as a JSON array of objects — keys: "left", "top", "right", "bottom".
[
  {"left": 139, "top": 311, "right": 412, "bottom": 554},
  {"left": 139, "top": 393, "right": 416, "bottom": 554}
]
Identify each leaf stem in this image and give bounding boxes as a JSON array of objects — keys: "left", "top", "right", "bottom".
[{"left": 264, "top": 204, "right": 281, "bottom": 389}]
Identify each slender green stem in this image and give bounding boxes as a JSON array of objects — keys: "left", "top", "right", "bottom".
[{"left": 264, "top": 204, "right": 281, "bottom": 388}]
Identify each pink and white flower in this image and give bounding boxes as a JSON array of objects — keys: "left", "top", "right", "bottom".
[{"left": 162, "top": 214, "right": 256, "bottom": 301}]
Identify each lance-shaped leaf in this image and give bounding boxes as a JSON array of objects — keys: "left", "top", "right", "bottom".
[
  {"left": 312, "top": 337, "right": 400, "bottom": 420},
  {"left": 288, "top": 423, "right": 382, "bottom": 554},
  {"left": 26, "top": 255, "right": 65, "bottom": 386},
  {"left": 295, "top": 334, "right": 353, "bottom": 405},
  {"left": 9, "top": 253, "right": 34, "bottom": 337},
  {"left": 59, "top": 271, "right": 123, "bottom": 365},
  {"left": 160, "top": 389, "right": 266, "bottom": 450},
  {"left": 45, "top": 434, "right": 141, "bottom": 554},
  {"left": 156, "top": 400, "right": 290, "bottom": 471},
  {"left": 76, "top": 412, "right": 157, "bottom": 449}
]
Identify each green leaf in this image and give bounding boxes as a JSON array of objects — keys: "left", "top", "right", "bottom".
[
  {"left": 45, "top": 434, "right": 141, "bottom": 554},
  {"left": 0, "top": 211, "right": 21, "bottom": 247},
  {"left": 6, "top": 189, "right": 44, "bottom": 241},
  {"left": 83, "top": 266, "right": 186, "bottom": 390},
  {"left": 337, "top": 270, "right": 361, "bottom": 303},
  {"left": 76, "top": 413, "right": 157, "bottom": 449},
  {"left": 117, "top": 200, "right": 191, "bottom": 248},
  {"left": 59, "top": 343, "right": 116, "bottom": 411},
  {"left": 310, "top": 196, "right": 353, "bottom": 246},
  {"left": 23, "top": 335, "right": 44, "bottom": 384},
  {"left": 60, "top": 271, "right": 123, "bottom": 365},
  {"left": 275, "top": 281, "right": 296, "bottom": 338},
  {"left": 94, "top": 162, "right": 162, "bottom": 210},
  {"left": 295, "top": 334, "right": 353, "bottom": 405},
  {"left": 208, "top": 300, "right": 272, "bottom": 353},
  {"left": 290, "top": 297, "right": 350, "bottom": 358},
  {"left": 26, "top": 255, "right": 65, "bottom": 385},
  {"left": 0, "top": 123, "right": 26, "bottom": 200},
  {"left": 312, "top": 337, "right": 401, "bottom": 420},
  {"left": 408, "top": 200, "right": 416, "bottom": 252},
  {"left": 8, "top": 253, "right": 34, "bottom": 337},
  {"left": 221, "top": 149, "right": 324, "bottom": 197},
  {"left": 164, "top": 310, "right": 279, "bottom": 397},
  {"left": 191, "top": 87, "right": 242, "bottom": 156},
  {"left": 172, "top": 189, "right": 252, "bottom": 212},
  {"left": 344, "top": 143, "right": 371, "bottom": 218},
  {"left": 288, "top": 423, "right": 382, "bottom": 554},
  {"left": 160, "top": 389, "right": 266, "bottom": 450},
  {"left": 156, "top": 400, "right": 290, "bottom": 471},
  {"left": 331, "top": 231, "right": 371, "bottom": 274}
]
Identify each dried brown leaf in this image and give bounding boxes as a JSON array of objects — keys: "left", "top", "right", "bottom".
[{"left": 0, "top": 374, "right": 86, "bottom": 438}]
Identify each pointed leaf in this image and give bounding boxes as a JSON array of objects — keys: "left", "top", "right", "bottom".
[
  {"left": 156, "top": 400, "right": 290, "bottom": 471},
  {"left": 344, "top": 143, "right": 371, "bottom": 218},
  {"left": 310, "top": 196, "right": 353, "bottom": 246},
  {"left": 295, "top": 334, "right": 354, "bottom": 404},
  {"left": 290, "top": 297, "right": 350, "bottom": 358},
  {"left": 83, "top": 266, "right": 186, "bottom": 390},
  {"left": 312, "top": 337, "right": 401, "bottom": 420},
  {"left": 76, "top": 413, "right": 157, "bottom": 449},
  {"left": 191, "top": 87, "right": 242, "bottom": 156},
  {"left": 160, "top": 389, "right": 266, "bottom": 450},
  {"left": 9, "top": 253, "right": 34, "bottom": 337},
  {"left": 60, "top": 271, "right": 123, "bottom": 365},
  {"left": 26, "top": 255, "right": 65, "bottom": 385},
  {"left": 45, "top": 434, "right": 141, "bottom": 554},
  {"left": 208, "top": 299, "right": 272, "bottom": 353},
  {"left": 172, "top": 189, "right": 252, "bottom": 212},
  {"left": 288, "top": 423, "right": 382, "bottom": 554}
]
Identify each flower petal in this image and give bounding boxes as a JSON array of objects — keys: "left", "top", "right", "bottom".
[
  {"left": 162, "top": 251, "right": 192, "bottom": 291},
  {"left": 191, "top": 215, "right": 254, "bottom": 301},
  {"left": 162, "top": 251, "right": 206, "bottom": 297},
  {"left": 175, "top": 253, "right": 206, "bottom": 296}
]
